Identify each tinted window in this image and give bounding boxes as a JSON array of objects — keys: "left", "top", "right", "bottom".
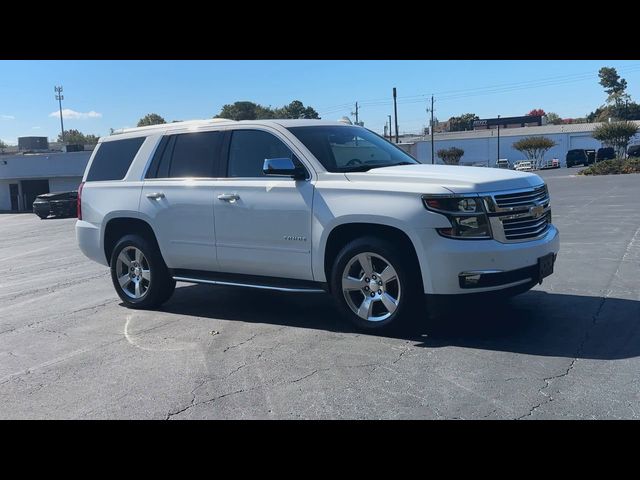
[
  {"left": 87, "top": 137, "right": 145, "bottom": 181},
  {"left": 228, "top": 130, "right": 295, "bottom": 178},
  {"left": 165, "top": 131, "right": 222, "bottom": 178},
  {"left": 288, "top": 126, "right": 418, "bottom": 172},
  {"left": 145, "top": 136, "right": 170, "bottom": 179}
]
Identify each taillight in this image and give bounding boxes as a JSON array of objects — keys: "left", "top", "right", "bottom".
[{"left": 77, "top": 181, "right": 85, "bottom": 220}]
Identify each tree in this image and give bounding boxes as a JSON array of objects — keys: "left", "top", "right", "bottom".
[
  {"left": 137, "top": 113, "right": 166, "bottom": 127},
  {"left": 592, "top": 121, "right": 639, "bottom": 158},
  {"left": 545, "top": 112, "right": 563, "bottom": 125},
  {"left": 527, "top": 109, "right": 546, "bottom": 117},
  {"left": 216, "top": 101, "right": 273, "bottom": 120},
  {"left": 216, "top": 100, "right": 320, "bottom": 120},
  {"left": 275, "top": 100, "right": 320, "bottom": 119},
  {"left": 448, "top": 113, "right": 479, "bottom": 132},
  {"left": 512, "top": 136, "right": 556, "bottom": 169},
  {"left": 57, "top": 129, "right": 99, "bottom": 145},
  {"left": 437, "top": 147, "right": 464, "bottom": 165},
  {"left": 0, "top": 140, "right": 7, "bottom": 153},
  {"left": 599, "top": 67, "right": 628, "bottom": 104}
]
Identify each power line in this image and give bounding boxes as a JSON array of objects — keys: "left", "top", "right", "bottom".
[{"left": 317, "top": 63, "right": 640, "bottom": 116}]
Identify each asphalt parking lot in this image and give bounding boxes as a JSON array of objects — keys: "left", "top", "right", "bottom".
[{"left": 1, "top": 168, "right": 639, "bottom": 419}]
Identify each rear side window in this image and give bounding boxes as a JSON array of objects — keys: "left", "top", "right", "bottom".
[
  {"left": 86, "top": 137, "right": 145, "bottom": 181},
  {"left": 146, "top": 131, "right": 222, "bottom": 178}
]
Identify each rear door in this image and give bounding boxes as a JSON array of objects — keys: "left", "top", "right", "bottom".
[{"left": 140, "top": 131, "right": 223, "bottom": 271}]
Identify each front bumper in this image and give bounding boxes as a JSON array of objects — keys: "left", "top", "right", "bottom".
[{"left": 416, "top": 224, "right": 559, "bottom": 295}]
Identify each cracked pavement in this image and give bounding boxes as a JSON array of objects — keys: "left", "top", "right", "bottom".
[{"left": 0, "top": 168, "right": 638, "bottom": 419}]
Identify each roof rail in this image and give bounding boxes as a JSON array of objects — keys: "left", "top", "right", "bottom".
[{"left": 110, "top": 118, "right": 236, "bottom": 135}]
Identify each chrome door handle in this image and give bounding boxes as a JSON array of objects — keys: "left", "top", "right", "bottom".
[
  {"left": 217, "top": 193, "right": 240, "bottom": 203},
  {"left": 146, "top": 192, "right": 165, "bottom": 200}
]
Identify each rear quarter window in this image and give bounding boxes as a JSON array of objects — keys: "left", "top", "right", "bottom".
[{"left": 86, "top": 137, "right": 146, "bottom": 181}]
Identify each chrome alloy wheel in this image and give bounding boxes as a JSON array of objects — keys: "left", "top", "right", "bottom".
[
  {"left": 341, "top": 252, "right": 401, "bottom": 322},
  {"left": 115, "top": 246, "right": 151, "bottom": 299}
]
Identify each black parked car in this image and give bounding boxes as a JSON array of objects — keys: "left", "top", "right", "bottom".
[
  {"left": 566, "top": 149, "right": 595, "bottom": 168},
  {"left": 32, "top": 191, "right": 78, "bottom": 219},
  {"left": 628, "top": 144, "right": 640, "bottom": 158},
  {"left": 596, "top": 147, "right": 616, "bottom": 161}
]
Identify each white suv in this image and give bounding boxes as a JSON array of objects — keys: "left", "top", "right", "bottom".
[{"left": 76, "top": 119, "right": 559, "bottom": 331}]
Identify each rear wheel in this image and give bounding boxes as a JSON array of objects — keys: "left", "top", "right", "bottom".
[
  {"left": 331, "top": 236, "right": 423, "bottom": 333},
  {"left": 110, "top": 234, "right": 175, "bottom": 309}
]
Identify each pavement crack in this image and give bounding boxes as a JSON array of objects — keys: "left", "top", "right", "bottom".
[
  {"left": 223, "top": 333, "right": 259, "bottom": 353},
  {"left": 165, "top": 378, "right": 208, "bottom": 420},
  {"left": 290, "top": 369, "right": 319, "bottom": 384},
  {"left": 518, "top": 295, "right": 607, "bottom": 419}
]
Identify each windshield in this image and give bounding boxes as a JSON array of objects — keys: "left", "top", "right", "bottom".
[{"left": 287, "top": 125, "right": 419, "bottom": 172}]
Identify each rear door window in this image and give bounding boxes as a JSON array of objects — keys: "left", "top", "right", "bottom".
[
  {"left": 146, "top": 131, "right": 222, "bottom": 179},
  {"left": 87, "top": 137, "right": 145, "bottom": 181}
]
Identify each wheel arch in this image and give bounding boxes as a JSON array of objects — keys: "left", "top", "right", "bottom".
[
  {"left": 320, "top": 219, "right": 426, "bottom": 293},
  {"left": 102, "top": 214, "right": 161, "bottom": 265}
]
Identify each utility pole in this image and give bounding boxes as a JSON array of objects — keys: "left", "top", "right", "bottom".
[
  {"left": 351, "top": 102, "right": 359, "bottom": 125},
  {"left": 388, "top": 115, "right": 392, "bottom": 141},
  {"left": 54, "top": 85, "right": 65, "bottom": 144},
  {"left": 393, "top": 88, "right": 399, "bottom": 143},
  {"left": 495, "top": 114, "right": 501, "bottom": 168},
  {"left": 426, "top": 95, "right": 435, "bottom": 164}
]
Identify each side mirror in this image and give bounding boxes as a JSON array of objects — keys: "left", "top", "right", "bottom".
[{"left": 263, "top": 158, "right": 307, "bottom": 180}]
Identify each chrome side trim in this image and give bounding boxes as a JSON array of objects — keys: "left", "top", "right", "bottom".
[
  {"left": 172, "top": 276, "right": 326, "bottom": 293},
  {"left": 459, "top": 270, "right": 503, "bottom": 276}
]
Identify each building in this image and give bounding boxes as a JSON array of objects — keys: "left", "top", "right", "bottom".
[
  {"left": 473, "top": 115, "right": 544, "bottom": 130},
  {"left": 401, "top": 120, "right": 640, "bottom": 166},
  {"left": 0, "top": 150, "right": 92, "bottom": 212}
]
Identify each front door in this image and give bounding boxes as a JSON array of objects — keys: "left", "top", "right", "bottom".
[
  {"left": 140, "top": 131, "right": 223, "bottom": 271},
  {"left": 214, "top": 129, "right": 314, "bottom": 281}
]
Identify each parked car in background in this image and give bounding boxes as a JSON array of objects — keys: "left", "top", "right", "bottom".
[
  {"left": 566, "top": 149, "right": 595, "bottom": 168},
  {"left": 32, "top": 191, "right": 78, "bottom": 219},
  {"left": 627, "top": 144, "right": 640, "bottom": 158},
  {"left": 495, "top": 159, "right": 511, "bottom": 169},
  {"left": 596, "top": 147, "right": 616, "bottom": 161},
  {"left": 540, "top": 158, "right": 560, "bottom": 169},
  {"left": 514, "top": 160, "right": 534, "bottom": 171}
]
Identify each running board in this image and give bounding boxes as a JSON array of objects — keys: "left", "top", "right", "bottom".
[{"left": 170, "top": 269, "right": 327, "bottom": 294}]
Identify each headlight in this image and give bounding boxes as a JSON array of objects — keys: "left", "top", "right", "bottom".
[{"left": 422, "top": 195, "right": 492, "bottom": 240}]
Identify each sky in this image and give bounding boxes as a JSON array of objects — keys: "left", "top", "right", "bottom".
[{"left": 1, "top": 60, "right": 640, "bottom": 144}]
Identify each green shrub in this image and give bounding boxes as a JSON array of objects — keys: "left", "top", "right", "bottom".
[{"left": 579, "top": 158, "right": 640, "bottom": 175}]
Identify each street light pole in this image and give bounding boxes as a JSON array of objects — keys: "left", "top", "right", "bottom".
[
  {"left": 388, "top": 115, "right": 392, "bottom": 141},
  {"left": 54, "top": 86, "right": 65, "bottom": 144}
]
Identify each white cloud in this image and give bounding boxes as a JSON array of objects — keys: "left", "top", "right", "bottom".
[
  {"left": 32, "top": 126, "right": 42, "bottom": 130},
  {"left": 48, "top": 108, "right": 102, "bottom": 120},
  {"left": 1, "top": 114, "right": 15, "bottom": 120}
]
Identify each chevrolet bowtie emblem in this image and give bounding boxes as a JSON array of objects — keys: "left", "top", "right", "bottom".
[{"left": 529, "top": 205, "right": 544, "bottom": 218}]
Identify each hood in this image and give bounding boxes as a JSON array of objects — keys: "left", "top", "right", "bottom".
[{"left": 344, "top": 164, "right": 543, "bottom": 194}]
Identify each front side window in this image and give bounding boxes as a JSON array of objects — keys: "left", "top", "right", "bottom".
[
  {"left": 227, "top": 130, "right": 296, "bottom": 178},
  {"left": 287, "top": 125, "right": 419, "bottom": 172}
]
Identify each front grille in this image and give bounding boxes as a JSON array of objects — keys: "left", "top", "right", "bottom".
[
  {"left": 493, "top": 184, "right": 548, "bottom": 209},
  {"left": 489, "top": 184, "right": 552, "bottom": 242},
  {"left": 501, "top": 211, "right": 551, "bottom": 240}
]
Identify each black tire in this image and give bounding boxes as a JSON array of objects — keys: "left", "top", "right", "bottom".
[
  {"left": 110, "top": 234, "right": 176, "bottom": 309},
  {"left": 330, "top": 236, "right": 424, "bottom": 333}
]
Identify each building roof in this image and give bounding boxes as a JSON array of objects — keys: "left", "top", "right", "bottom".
[
  {"left": 401, "top": 120, "right": 640, "bottom": 143},
  {"left": 0, "top": 151, "right": 91, "bottom": 181}
]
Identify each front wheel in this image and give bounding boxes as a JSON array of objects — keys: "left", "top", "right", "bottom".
[
  {"left": 110, "top": 234, "right": 176, "bottom": 309},
  {"left": 331, "top": 236, "right": 423, "bottom": 333}
]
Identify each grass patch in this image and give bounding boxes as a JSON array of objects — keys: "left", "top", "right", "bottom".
[{"left": 579, "top": 158, "right": 640, "bottom": 175}]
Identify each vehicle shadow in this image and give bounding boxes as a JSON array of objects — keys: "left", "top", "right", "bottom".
[{"left": 159, "top": 284, "right": 640, "bottom": 361}]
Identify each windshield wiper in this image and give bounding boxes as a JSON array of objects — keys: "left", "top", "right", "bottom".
[{"left": 340, "top": 162, "right": 416, "bottom": 173}]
